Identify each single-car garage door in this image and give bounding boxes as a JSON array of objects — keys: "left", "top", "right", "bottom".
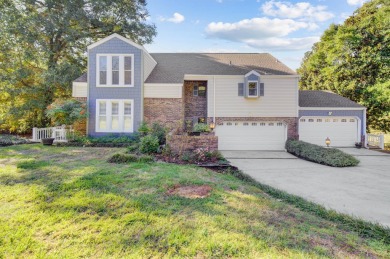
[
  {"left": 215, "top": 121, "right": 287, "bottom": 150},
  {"left": 299, "top": 117, "right": 360, "bottom": 147}
]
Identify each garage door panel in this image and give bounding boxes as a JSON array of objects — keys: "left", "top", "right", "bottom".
[
  {"left": 299, "top": 117, "right": 359, "bottom": 147},
  {"left": 216, "top": 121, "right": 286, "bottom": 150}
]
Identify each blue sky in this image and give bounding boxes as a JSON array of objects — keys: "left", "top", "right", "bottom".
[{"left": 144, "top": 0, "right": 368, "bottom": 70}]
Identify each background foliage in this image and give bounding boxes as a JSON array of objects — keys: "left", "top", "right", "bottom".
[
  {"left": 0, "top": 0, "right": 156, "bottom": 133},
  {"left": 298, "top": 0, "right": 390, "bottom": 132}
]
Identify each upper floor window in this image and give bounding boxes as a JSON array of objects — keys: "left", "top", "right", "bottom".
[
  {"left": 97, "top": 54, "right": 134, "bottom": 87},
  {"left": 247, "top": 81, "right": 258, "bottom": 97}
]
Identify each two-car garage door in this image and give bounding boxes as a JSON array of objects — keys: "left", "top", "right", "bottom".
[
  {"left": 215, "top": 121, "right": 286, "bottom": 150},
  {"left": 299, "top": 117, "right": 360, "bottom": 147}
]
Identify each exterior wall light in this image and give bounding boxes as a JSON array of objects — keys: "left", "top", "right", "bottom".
[
  {"left": 209, "top": 122, "right": 215, "bottom": 131},
  {"left": 325, "top": 137, "right": 331, "bottom": 147}
]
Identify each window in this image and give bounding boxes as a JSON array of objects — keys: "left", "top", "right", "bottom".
[
  {"left": 277, "top": 122, "right": 283, "bottom": 126},
  {"left": 308, "top": 119, "right": 314, "bottom": 122},
  {"left": 300, "top": 119, "right": 305, "bottom": 122},
  {"left": 193, "top": 83, "right": 206, "bottom": 97},
  {"left": 97, "top": 54, "right": 134, "bottom": 87},
  {"left": 243, "top": 122, "right": 249, "bottom": 126},
  {"left": 341, "top": 119, "right": 347, "bottom": 122},
  {"left": 247, "top": 81, "right": 258, "bottom": 97},
  {"left": 268, "top": 123, "right": 274, "bottom": 126},
  {"left": 252, "top": 123, "right": 257, "bottom": 126},
  {"left": 333, "top": 119, "right": 338, "bottom": 122},
  {"left": 317, "top": 119, "right": 322, "bottom": 122},
  {"left": 350, "top": 119, "right": 355, "bottom": 122},
  {"left": 259, "top": 122, "right": 265, "bottom": 126},
  {"left": 227, "top": 122, "right": 232, "bottom": 126},
  {"left": 325, "top": 119, "right": 330, "bottom": 122},
  {"left": 96, "top": 100, "right": 133, "bottom": 132}
]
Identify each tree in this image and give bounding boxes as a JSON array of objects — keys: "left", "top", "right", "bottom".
[
  {"left": 298, "top": 0, "right": 390, "bottom": 132},
  {"left": 46, "top": 99, "right": 87, "bottom": 126},
  {"left": 0, "top": 0, "right": 156, "bottom": 133}
]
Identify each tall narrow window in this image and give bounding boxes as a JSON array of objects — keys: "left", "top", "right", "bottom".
[
  {"left": 112, "top": 56, "right": 120, "bottom": 85},
  {"left": 248, "top": 81, "right": 258, "bottom": 97},
  {"left": 124, "top": 56, "right": 132, "bottom": 85},
  {"left": 111, "top": 102, "right": 119, "bottom": 130},
  {"left": 99, "top": 56, "right": 107, "bottom": 85},
  {"left": 99, "top": 101, "right": 107, "bottom": 129},
  {"left": 124, "top": 102, "right": 132, "bottom": 131}
]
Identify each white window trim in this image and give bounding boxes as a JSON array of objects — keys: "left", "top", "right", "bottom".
[
  {"left": 96, "top": 54, "right": 134, "bottom": 87},
  {"left": 247, "top": 80, "right": 259, "bottom": 98},
  {"left": 95, "top": 99, "right": 134, "bottom": 133}
]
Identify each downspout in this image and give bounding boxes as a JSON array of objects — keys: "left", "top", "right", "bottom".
[{"left": 213, "top": 76, "right": 216, "bottom": 123}]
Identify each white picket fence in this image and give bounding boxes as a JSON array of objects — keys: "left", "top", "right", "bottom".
[
  {"left": 367, "top": 133, "right": 385, "bottom": 150},
  {"left": 32, "top": 125, "right": 70, "bottom": 142}
]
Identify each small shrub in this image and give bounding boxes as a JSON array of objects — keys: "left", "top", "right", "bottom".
[
  {"left": 286, "top": 139, "right": 359, "bottom": 167},
  {"left": 139, "top": 135, "right": 159, "bottom": 154},
  {"left": 138, "top": 155, "right": 154, "bottom": 163},
  {"left": 181, "top": 152, "right": 194, "bottom": 162},
  {"left": 138, "top": 122, "right": 150, "bottom": 137},
  {"left": 108, "top": 154, "right": 139, "bottom": 163},
  {"left": 127, "top": 143, "right": 139, "bottom": 153},
  {"left": 150, "top": 123, "right": 167, "bottom": 145},
  {"left": 193, "top": 123, "right": 210, "bottom": 132}
]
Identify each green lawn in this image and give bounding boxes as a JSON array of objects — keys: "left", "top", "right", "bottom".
[{"left": 0, "top": 145, "right": 389, "bottom": 258}]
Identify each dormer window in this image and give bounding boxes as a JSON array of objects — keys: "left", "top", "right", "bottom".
[
  {"left": 247, "top": 81, "right": 258, "bottom": 97},
  {"left": 97, "top": 54, "right": 134, "bottom": 87}
]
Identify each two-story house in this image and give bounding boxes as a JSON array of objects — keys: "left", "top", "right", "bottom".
[{"left": 72, "top": 34, "right": 366, "bottom": 150}]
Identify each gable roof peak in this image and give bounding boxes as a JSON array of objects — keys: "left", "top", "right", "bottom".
[
  {"left": 87, "top": 33, "right": 143, "bottom": 51},
  {"left": 245, "top": 70, "right": 261, "bottom": 77}
]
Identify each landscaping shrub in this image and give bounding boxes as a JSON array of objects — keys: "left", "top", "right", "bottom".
[
  {"left": 0, "top": 135, "right": 29, "bottom": 146},
  {"left": 285, "top": 139, "right": 359, "bottom": 167},
  {"left": 64, "top": 134, "right": 139, "bottom": 147},
  {"left": 139, "top": 135, "right": 159, "bottom": 154},
  {"left": 138, "top": 155, "right": 154, "bottom": 163},
  {"left": 138, "top": 122, "right": 150, "bottom": 137},
  {"left": 127, "top": 143, "right": 139, "bottom": 153},
  {"left": 193, "top": 123, "right": 210, "bottom": 132},
  {"left": 150, "top": 122, "right": 167, "bottom": 145},
  {"left": 108, "top": 154, "right": 138, "bottom": 163}
]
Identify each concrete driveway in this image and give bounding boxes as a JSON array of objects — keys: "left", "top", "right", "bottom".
[{"left": 222, "top": 148, "right": 390, "bottom": 227}]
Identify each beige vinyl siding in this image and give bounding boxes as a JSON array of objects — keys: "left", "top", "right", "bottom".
[
  {"left": 143, "top": 52, "right": 157, "bottom": 82},
  {"left": 72, "top": 82, "right": 87, "bottom": 97},
  {"left": 208, "top": 76, "right": 298, "bottom": 117},
  {"left": 144, "top": 84, "right": 182, "bottom": 98}
]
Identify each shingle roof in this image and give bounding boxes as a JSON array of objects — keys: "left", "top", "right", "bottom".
[
  {"left": 299, "top": 90, "right": 364, "bottom": 108},
  {"left": 146, "top": 53, "right": 296, "bottom": 83},
  {"left": 74, "top": 73, "right": 87, "bottom": 82}
]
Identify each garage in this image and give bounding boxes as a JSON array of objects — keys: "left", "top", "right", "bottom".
[
  {"left": 215, "top": 121, "right": 287, "bottom": 150},
  {"left": 299, "top": 116, "right": 360, "bottom": 147}
]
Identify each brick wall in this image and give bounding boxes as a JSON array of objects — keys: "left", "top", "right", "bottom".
[
  {"left": 184, "top": 81, "right": 208, "bottom": 122},
  {"left": 166, "top": 134, "right": 218, "bottom": 154},
  {"left": 209, "top": 117, "right": 298, "bottom": 139},
  {"left": 144, "top": 98, "right": 183, "bottom": 128}
]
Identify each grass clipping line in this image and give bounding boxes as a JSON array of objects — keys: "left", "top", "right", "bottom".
[{"left": 224, "top": 167, "right": 390, "bottom": 244}]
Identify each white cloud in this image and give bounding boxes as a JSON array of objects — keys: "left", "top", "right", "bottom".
[
  {"left": 245, "top": 36, "right": 320, "bottom": 51},
  {"left": 347, "top": 0, "right": 368, "bottom": 6},
  {"left": 160, "top": 12, "right": 185, "bottom": 23},
  {"left": 261, "top": 1, "right": 334, "bottom": 22},
  {"left": 216, "top": 0, "right": 223, "bottom": 3},
  {"left": 206, "top": 17, "right": 317, "bottom": 41}
]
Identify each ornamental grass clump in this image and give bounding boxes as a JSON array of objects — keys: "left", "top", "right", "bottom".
[{"left": 286, "top": 139, "right": 359, "bottom": 167}]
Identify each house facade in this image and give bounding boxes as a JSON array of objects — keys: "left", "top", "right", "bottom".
[{"left": 72, "top": 34, "right": 366, "bottom": 150}]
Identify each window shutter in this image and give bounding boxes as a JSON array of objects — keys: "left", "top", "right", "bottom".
[
  {"left": 260, "top": 83, "right": 264, "bottom": 96},
  {"left": 238, "top": 83, "right": 244, "bottom": 96}
]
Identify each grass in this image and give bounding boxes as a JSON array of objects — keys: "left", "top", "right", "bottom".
[{"left": 0, "top": 144, "right": 389, "bottom": 258}]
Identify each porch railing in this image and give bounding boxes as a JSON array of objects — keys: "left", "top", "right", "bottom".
[
  {"left": 32, "top": 125, "right": 71, "bottom": 142},
  {"left": 367, "top": 133, "right": 385, "bottom": 150}
]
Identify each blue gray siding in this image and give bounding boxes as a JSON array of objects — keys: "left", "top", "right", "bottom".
[
  {"left": 88, "top": 37, "right": 142, "bottom": 137},
  {"left": 299, "top": 109, "right": 366, "bottom": 137}
]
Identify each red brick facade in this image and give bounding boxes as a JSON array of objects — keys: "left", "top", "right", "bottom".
[
  {"left": 166, "top": 134, "right": 218, "bottom": 154},
  {"left": 144, "top": 98, "right": 183, "bottom": 128},
  {"left": 209, "top": 117, "right": 299, "bottom": 139},
  {"left": 184, "top": 81, "right": 208, "bottom": 123}
]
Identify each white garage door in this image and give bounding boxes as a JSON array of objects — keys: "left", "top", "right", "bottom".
[
  {"left": 299, "top": 117, "right": 359, "bottom": 147},
  {"left": 215, "top": 121, "right": 286, "bottom": 150}
]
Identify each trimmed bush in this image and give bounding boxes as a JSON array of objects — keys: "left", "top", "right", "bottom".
[
  {"left": 139, "top": 135, "right": 159, "bottom": 154},
  {"left": 108, "top": 154, "right": 139, "bottom": 163},
  {"left": 138, "top": 155, "right": 154, "bottom": 163},
  {"left": 193, "top": 123, "right": 210, "bottom": 132},
  {"left": 286, "top": 139, "right": 359, "bottom": 167},
  {"left": 150, "top": 122, "right": 167, "bottom": 145}
]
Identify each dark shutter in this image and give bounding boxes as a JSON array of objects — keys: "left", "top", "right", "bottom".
[
  {"left": 238, "top": 83, "right": 244, "bottom": 96},
  {"left": 260, "top": 83, "right": 264, "bottom": 96}
]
